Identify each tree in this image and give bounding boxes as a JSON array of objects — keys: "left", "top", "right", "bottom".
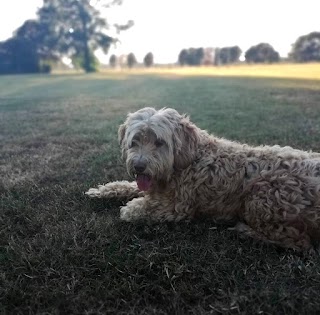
[
  {"left": 72, "top": 49, "right": 98, "bottom": 71},
  {"left": 15, "top": 19, "right": 57, "bottom": 62},
  {"left": 245, "top": 43, "right": 280, "bottom": 63},
  {"left": 178, "top": 47, "right": 204, "bottom": 66},
  {"left": 178, "top": 49, "right": 188, "bottom": 65},
  {"left": 38, "top": 0, "right": 133, "bottom": 72},
  {"left": 109, "top": 54, "right": 117, "bottom": 67},
  {"left": 218, "top": 46, "right": 242, "bottom": 64},
  {"left": 186, "top": 48, "right": 204, "bottom": 65},
  {"left": 178, "top": 46, "right": 242, "bottom": 66},
  {"left": 127, "top": 53, "right": 137, "bottom": 68},
  {"left": 219, "top": 47, "right": 230, "bottom": 64},
  {"left": 143, "top": 52, "right": 154, "bottom": 67},
  {"left": 229, "top": 46, "right": 242, "bottom": 63},
  {"left": 0, "top": 37, "right": 40, "bottom": 74},
  {"left": 290, "top": 32, "right": 320, "bottom": 62},
  {"left": 0, "top": 19, "right": 56, "bottom": 75}
]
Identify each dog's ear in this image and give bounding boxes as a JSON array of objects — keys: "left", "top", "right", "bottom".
[
  {"left": 118, "top": 123, "right": 126, "bottom": 146},
  {"left": 118, "top": 123, "right": 127, "bottom": 159},
  {"left": 173, "top": 115, "right": 199, "bottom": 170}
]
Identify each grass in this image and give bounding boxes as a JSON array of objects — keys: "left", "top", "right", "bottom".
[
  {"left": 99, "top": 62, "right": 320, "bottom": 80},
  {"left": 1, "top": 64, "right": 320, "bottom": 314}
]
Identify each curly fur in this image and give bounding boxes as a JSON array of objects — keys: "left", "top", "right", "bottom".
[{"left": 86, "top": 107, "right": 320, "bottom": 252}]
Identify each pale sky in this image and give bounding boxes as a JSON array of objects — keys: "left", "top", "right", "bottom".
[{"left": 0, "top": 0, "right": 319, "bottom": 64}]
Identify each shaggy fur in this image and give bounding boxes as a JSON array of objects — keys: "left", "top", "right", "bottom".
[{"left": 86, "top": 107, "right": 320, "bottom": 251}]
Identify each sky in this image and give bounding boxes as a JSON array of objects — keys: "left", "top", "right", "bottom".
[{"left": 0, "top": 0, "right": 319, "bottom": 64}]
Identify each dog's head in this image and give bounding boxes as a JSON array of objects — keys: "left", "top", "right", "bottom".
[{"left": 118, "top": 107, "right": 199, "bottom": 191}]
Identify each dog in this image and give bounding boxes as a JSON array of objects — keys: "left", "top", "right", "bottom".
[{"left": 86, "top": 107, "right": 320, "bottom": 252}]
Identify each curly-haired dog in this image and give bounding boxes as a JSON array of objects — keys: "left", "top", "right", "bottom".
[{"left": 86, "top": 107, "right": 320, "bottom": 251}]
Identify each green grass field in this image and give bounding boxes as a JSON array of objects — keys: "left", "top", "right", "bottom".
[{"left": 1, "top": 64, "right": 320, "bottom": 314}]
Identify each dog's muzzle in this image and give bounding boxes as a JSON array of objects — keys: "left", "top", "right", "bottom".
[{"left": 132, "top": 158, "right": 152, "bottom": 191}]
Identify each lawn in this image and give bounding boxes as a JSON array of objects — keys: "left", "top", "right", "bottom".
[{"left": 1, "top": 65, "right": 320, "bottom": 314}]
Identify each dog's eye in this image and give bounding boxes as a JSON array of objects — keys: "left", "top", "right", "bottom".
[
  {"left": 129, "top": 140, "right": 138, "bottom": 148},
  {"left": 155, "top": 139, "right": 165, "bottom": 147}
]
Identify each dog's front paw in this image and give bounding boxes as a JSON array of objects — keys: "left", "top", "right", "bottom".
[
  {"left": 85, "top": 184, "right": 119, "bottom": 199},
  {"left": 120, "top": 205, "right": 145, "bottom": 222},
  {"left": 85, "top": 186, "right": 104, "bottom": 198},
  {"left": 120, "top": 206, "right": 134, "bottom": 221}
]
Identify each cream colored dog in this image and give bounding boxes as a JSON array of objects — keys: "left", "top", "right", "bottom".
[{"left": 86, "top": 107, "right": 320, "bottom": 251}]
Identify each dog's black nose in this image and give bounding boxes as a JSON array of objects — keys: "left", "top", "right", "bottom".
[{"left": 134, "top": 160, "right": 147, "bottom": 173}]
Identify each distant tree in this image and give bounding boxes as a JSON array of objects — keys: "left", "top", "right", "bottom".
[
  {"left": 245, "top": 43, "right": 280, "bottom": 63},
  {"left": 219, "top": 46, "right": 242, "bottom": 64},
  {"left": 290, "top": 32, "right": 320, "bottom": 62},
  {"left": 0, "top": 18, "right": 60, "bottom": 74},
  {"left": 109, "top": 54, "right": 117, "bottom": 67},
  {"left": 178, "top": 47, "right": 204, "bottom": 66},
  {"left": 188, "top": 48, "right": 204, "bottom": 65},
  {"left": 15, "top": 19, "right": 57, "bottom": 62},
  {"left": 229, "top": 46, "right": 242, "bottom": 63},
  {"left": 178, "top": 49, "right": 188, "bottom": 65},
  {"left": 194, "top": 47, "right": 204, "bottom": 65},
  {"left": 186, "top": 48, "right": 196, "bottom": 65},
  {"left": 179, "top": 46, "right": 241, "bottom": 66},
  {"left": 127, "top": 53, "right": 137, "bottom": 68},
  {"left": 219, "top": 47, "right": 230, "bottom": 64},
  {"left": 143, "top": 52, "right": 154, "bottom": 67},
  {"left": 38, "top": 0, "right": 133, "bottom": 72}
]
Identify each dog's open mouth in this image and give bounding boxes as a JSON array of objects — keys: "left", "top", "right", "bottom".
[{"left": 136, "top": 174, "right": 152, "bottom": 191}]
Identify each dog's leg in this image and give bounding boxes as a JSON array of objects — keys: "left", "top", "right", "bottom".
[
  {"left": 243, "top": 194, "right": 313, "bottom": 252},
  {"left": 86, "top": 181, "right": 143, "bottom": 200},
  {"left": 120, "top": 197, "right": 148, "bottom": 221},
  {"left": 120, "top": 194, "right": 192, "bottom": 222},
  {"left": 237, "top": 219, "right": 313, "bottom": 252},
  {"left": 230, "top": 222, "right": 313, "bottom": 251}
]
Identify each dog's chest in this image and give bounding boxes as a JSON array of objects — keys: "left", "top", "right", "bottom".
[{"left": 175, "top": 161, "right": 245, "bottom": 216}]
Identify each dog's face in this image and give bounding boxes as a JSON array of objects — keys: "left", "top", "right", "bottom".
[{"left": 118, "top": 107, "right": 199, "bottom": 191}]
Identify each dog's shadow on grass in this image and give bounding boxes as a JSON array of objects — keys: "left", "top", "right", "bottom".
[{"left": 85, "top": 196, "right": 310, "bottom": 260}]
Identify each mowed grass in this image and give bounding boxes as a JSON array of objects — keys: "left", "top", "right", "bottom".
[{"left": 1, "top": 65, "right": 320, "bottom": 314}]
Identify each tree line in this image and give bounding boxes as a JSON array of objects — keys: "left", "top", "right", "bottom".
[
  {"left": 108, "top": 52, "right": 154, "bottom": 68},
  {"left": 109, "top": 34, "right": 320, "bottom": 68},
  {"left": 178, "top": 43, "right": 281, "bottom": 66}
]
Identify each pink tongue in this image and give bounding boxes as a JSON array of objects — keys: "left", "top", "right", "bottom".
[{"left": 136, "top": 174, "right": 152, "bottom": 191}]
